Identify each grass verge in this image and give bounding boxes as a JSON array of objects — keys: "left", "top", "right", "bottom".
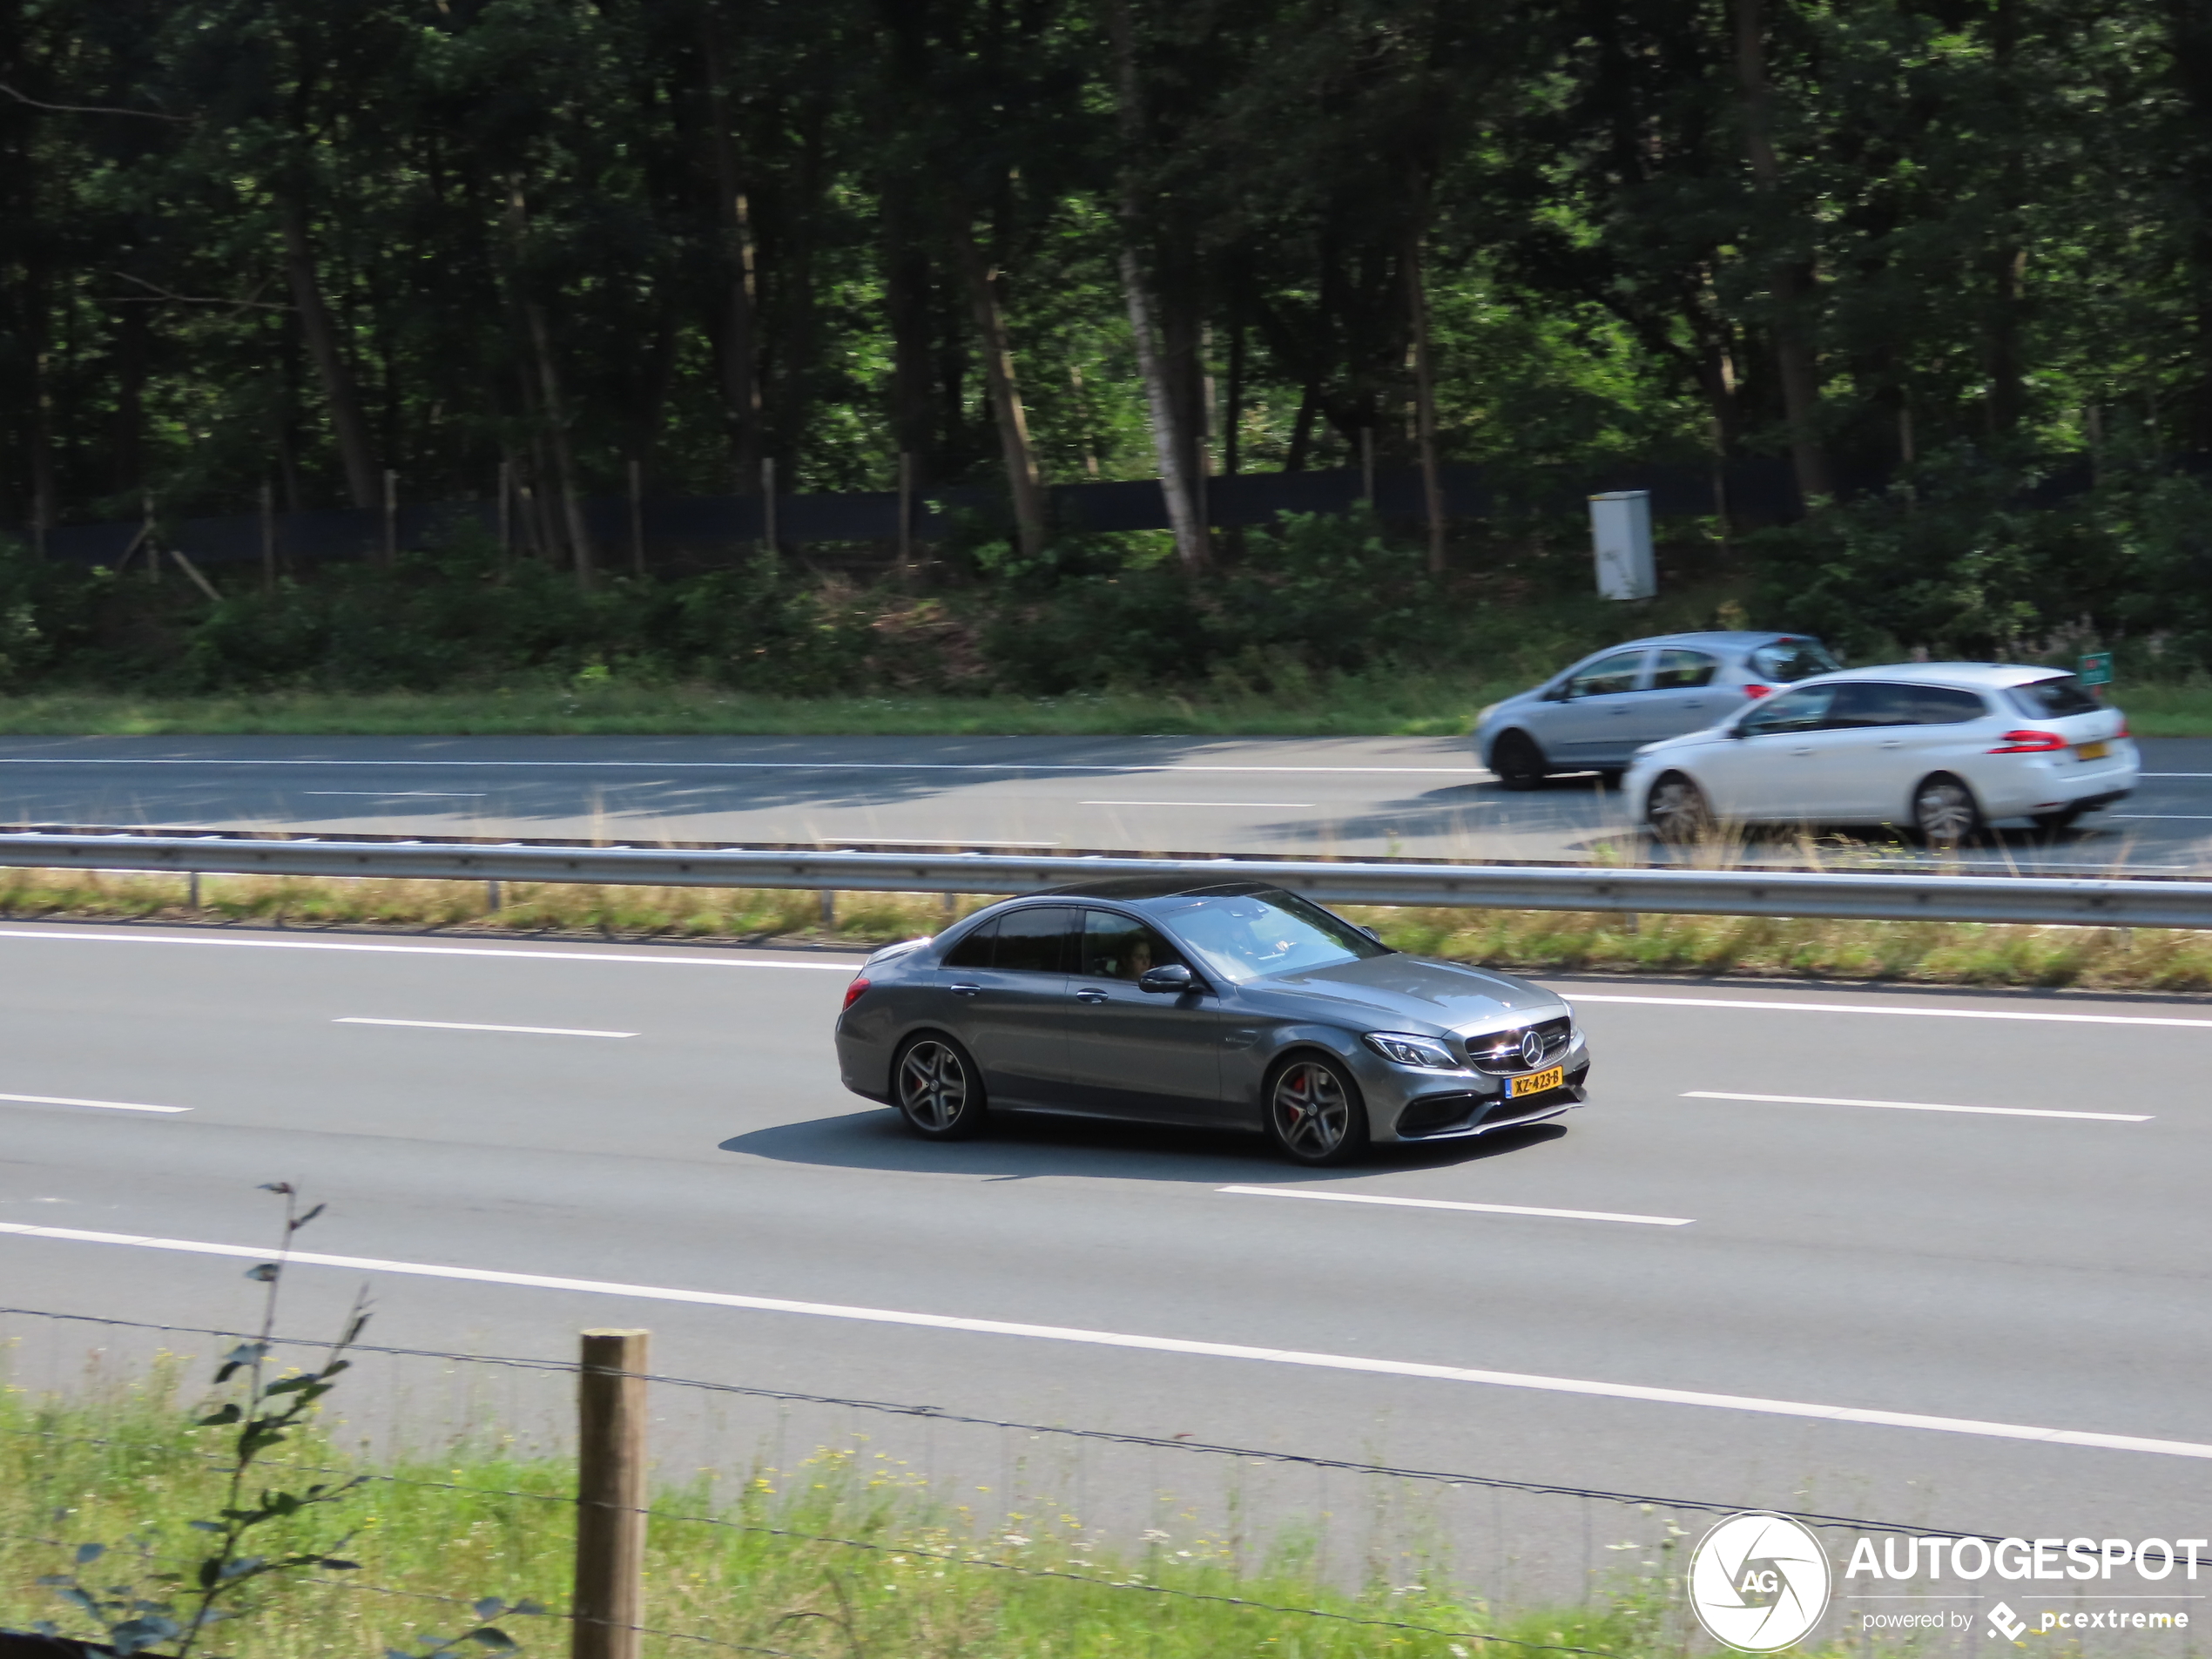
[
  {"left": 0, "top": 1363, "right": 1676, "bottom": 1658},
  {"left": 0, "top": 672, "right": 2206, "bottom": 739},
  {"left": 3, "top": 867, "right": 2211, "bottom": 992}
]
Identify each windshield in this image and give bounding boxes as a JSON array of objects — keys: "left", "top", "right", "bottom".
[
  {"left": 2008, "top": 674, "right": 2102, "bottom": 719},
  {"left": 1749, "top": 638, "right": 1842, "bottom": 682},
  {"left": 1149, "top": 887, "right": 1390, "bottom": 984}
]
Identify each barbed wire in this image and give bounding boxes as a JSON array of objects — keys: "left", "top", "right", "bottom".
[{"left": 0, "top": 1303, "right": 1983, "bottom": 1541}]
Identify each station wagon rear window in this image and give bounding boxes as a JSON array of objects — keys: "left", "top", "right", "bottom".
[
  {"left": 2007, "top": 674, "right": 2102, "bottom": 719},
  {"left": 1748, "top": 638, "right": 1842, "bottom": 682}
]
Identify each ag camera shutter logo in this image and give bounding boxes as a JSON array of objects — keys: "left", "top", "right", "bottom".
[{"left": 1688, "top": 1512, "right": 1832, "bottom": 1652}]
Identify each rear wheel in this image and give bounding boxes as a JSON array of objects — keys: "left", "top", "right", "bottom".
[
  {"left": 1264, "top": 1055, "right": 1369, "bottom": 1166},
  {"left": 1490, "top": 730, "right": 1548, "bottom": 791},
  {"left": 1646, "top": 773, "right": 1713, "bottom": 845},
  {"left": 1912, "top": 774, "right": 1982, "bottom": 849},
  {"left": 894, "top": 1035, "right": 987, "bottom": 1140}
]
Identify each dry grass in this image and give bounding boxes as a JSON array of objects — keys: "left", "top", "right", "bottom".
[{"left": 2, "top": 867, "right": 2209, "bottom": 994}]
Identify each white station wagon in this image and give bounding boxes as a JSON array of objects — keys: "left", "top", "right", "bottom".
[{"left": 1623, "top": 663, "right": 2137, "bottom": 845}]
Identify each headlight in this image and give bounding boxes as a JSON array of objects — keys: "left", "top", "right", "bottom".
[
  {"left": 1362, "top": 1032, "right": 1460, "bottom": 1069},
  {"left": 1475, "top": 702, "right": 1501, "bottom": 724}
]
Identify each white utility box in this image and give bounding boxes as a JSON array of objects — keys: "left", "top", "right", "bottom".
[{"left": 1589, "top": 490, "right": 1656, "bottom": 601}]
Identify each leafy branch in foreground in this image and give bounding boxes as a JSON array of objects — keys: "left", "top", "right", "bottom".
[{"left": 31, "top": 1183, "right": 369, "bottom": 1656}]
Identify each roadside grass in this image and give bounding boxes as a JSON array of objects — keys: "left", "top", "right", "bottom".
[
  {"left": 0, "top": 1365, "right": 1682, "bottom": 1658},
  {"left": 3, "top": 867, "right": 2210, "bottom": 992},
  {"left": 0, "top": 672, "right": 1505, "bottom": 739},
  {"left": 0, "top": 670, "right": 2205, "bottom": 739}
]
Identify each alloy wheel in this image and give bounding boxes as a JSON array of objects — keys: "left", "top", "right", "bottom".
[
  {"left": 1647, "top": 775, "right": 1712, "bottom": 845},
  {"left": 1270, "top": 1060, "right": 1353, "bottom": 1160},
  {"left": 1913, "top": 778, "right": 1979, "bottom": 848},
  {"left": 898, "top": 1040, "right": 969, "bottom": 1131}
]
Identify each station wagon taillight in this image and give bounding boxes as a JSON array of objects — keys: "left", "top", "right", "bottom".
[
  {"left": 1742, "top": 684, "right": 1772, "bottom": 699},
  {"left": 1989, "top": 729, "right": 2067, "bottom": 753},
  {"left": 842, "top": 977, "right": 871, "bottom": 1010}
]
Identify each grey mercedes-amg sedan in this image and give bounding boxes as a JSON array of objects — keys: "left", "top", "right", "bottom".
[{"left": 833, "top": 878, "right": 1589, "bottom": 1165}]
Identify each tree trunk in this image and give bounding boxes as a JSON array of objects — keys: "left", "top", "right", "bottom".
[
  {"left": 703, "top": 24, "right": 762, "bottom": 492},
  {"left": 1404, "top": 219, "right": 1446, "bottom": 574},
  {"left": 1732, "top": 0, "right": 1832, "bottom": 506},
  {"left": 1109, "top": 0, "right": 1204, "bottom": 569},
  {"left": 1120, "top": 250, "right": 1207, "bottom": 569},
  {"left": 1984, "top": 0, "right": 2027, "bottom": 436},
  {"left": 950, "top": 212, "right": 1046, "bottom": 560},
  {"left": 507, "top": 186, "right": 591, "bottom": 587},
  {"left": 884, "top": 195, "right": 935, "bottom": 475},
  {"left": 278, "top": 190, "right": 382, "bottom": 509}
]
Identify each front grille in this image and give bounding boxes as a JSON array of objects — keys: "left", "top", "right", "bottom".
[{"left": 1464, "top": 1015, "right": 1575, "bottom": 1075}]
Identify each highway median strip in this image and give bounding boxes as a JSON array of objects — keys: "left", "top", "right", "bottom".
[{"left": 3, "top": 1218, "right": 2206, "bottom": 1461}]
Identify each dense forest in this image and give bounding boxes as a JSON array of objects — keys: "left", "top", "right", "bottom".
[{"left": 5, "top": 0, "right": 2212, "bottom": 693}]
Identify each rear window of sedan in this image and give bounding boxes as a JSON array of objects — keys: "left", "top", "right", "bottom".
[
  {"left": 1749, "top": 638, "right": 1842, "bottom": 681},
  {"left": 2007, "top": 674, "right": 2103, "bottom": 719}
]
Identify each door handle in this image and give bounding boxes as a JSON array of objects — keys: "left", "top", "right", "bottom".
[
  {"left": 948, "top": 983, "right": 981, "bottom": 998},
  {"left": 1074, "top": 988, "right": 1109, "bottom": 1003},
  {"left": 1791, "top": 746, "right": 1814, "bottom": 756},
  {"left": 1879, "top": 739, "right": 1905, "bottom": 749}
]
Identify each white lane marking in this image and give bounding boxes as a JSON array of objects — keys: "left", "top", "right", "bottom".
[
  {"left": 2110, "top": 813, "right": 2212, "bottom": 821},
  {"left": 0, "top": 758, "right": 1488, "bottom": 777},
  {"left": 1081, "top": 799, "right": 1316, "bottom": 808},
  {"left": 335, "top": 1017, "right": 634, "bottom": 1038},
  {"left": 1682, "top": 1091, "right": 2151, "bottom": 1123},
  {"left": 2, "top": 1220, "right": 2205, "bottom": 1461},
  {"left": 0, "top": 928, "right": 857, "bottom": 970},
  {"left": 1568, "top": 992, "right": 2212, "bottom": 1030},
  {"left": 0, "top": 1093, "right": 188, "bottom": 1115},
  {"left": 300, "top": 791, "right": 488, "bottom": 799},
  {"left": 2141, "top": 772, "right": 2212, "bottom": 779},
  {"left": 1219, "top": 1184, "right": 1691, "bottom": 1226}
]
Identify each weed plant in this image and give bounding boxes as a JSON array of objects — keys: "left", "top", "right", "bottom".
[{"left": 2, "top": 867, "right": 2209, "bottom": 993}]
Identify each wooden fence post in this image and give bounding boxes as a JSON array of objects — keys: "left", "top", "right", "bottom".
[
  {"left": 573, "top": 1328, "right": 649, "bottom": 1659},
  {"left": 628, "top": 457, "right": 645, "bottom": 578},
  {"left": 260, "top": 480, "right": 276, "bottom": 594},
  {"left": 382, "top": 469, "right": 399, "bottom": 565},
  {"left": 761, "top": 456, "right": 778, "bottom": 555},
  {"left": 897, "top": 450, "right": 914, "bottom": 570}
]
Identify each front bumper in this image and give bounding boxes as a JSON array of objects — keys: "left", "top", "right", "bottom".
[{"left": 1372, "top": 1036, "right": 1592, "bottom": 1143}]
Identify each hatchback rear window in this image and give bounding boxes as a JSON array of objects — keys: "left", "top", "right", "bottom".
[
  {"left": 1749, "top": 638, "right": 1842, "bottom": 682},
  {"left": 2007, "top": 675, "right": 2102, "bottom": 719}
]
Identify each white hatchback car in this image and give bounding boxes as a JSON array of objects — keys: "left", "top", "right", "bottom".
[{"left": 1623, "top": 664, "right": 2137, "bottom": 845}]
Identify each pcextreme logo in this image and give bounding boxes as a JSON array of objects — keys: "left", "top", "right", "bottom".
[{"left": 1688, "top": 1513, "right": 1833, "bottom": 1653}]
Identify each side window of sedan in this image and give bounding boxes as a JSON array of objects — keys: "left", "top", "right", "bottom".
[
  {"left": 1650, "top": 649, "right": 1718, "bottom": 690},
  {"left": 993, "top": 907, "right": 1076, "bottom": 974},
  {"left": 1739, "top": 684, "right": 1838, "bottom": 735},
  {"left": 941, "top": 918, "right": 997, "bottom": 968},
  {"left": 1564, "top": 651, "right": 1649, "bottom": 698},
  {"left": 1082, "top": 910, "right": 1187, "bottom": 981}
]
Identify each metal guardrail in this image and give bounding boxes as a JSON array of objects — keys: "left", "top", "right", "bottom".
[{"left": 3, "top": 829, "right": 2210, "bottom": 928}]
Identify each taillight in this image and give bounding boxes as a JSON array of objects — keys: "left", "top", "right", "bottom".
[
  {"left": 2117, "top": 718, "right": 2130, "bottom": 738},
  {"left": 1989, "top": 729, "right": 2066, "bottom": 753},
  {"left": 841, "top": 977, "right": 871, "bottom": 1011},
  {"left": 1742, "top": 684, "right": 1772, "bottom": 699}
]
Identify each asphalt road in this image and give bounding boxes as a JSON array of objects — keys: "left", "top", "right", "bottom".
[{"left": 3, "top": 918, "right": 2207, "bottom": 1629}]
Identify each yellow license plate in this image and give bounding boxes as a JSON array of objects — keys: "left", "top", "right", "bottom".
[
  {"left": 2076, "top": 740, "right": 2110, "bottom": 761},
  {"left": 1510, "top": 1065, "right": 1566, "bottom": 1099}
]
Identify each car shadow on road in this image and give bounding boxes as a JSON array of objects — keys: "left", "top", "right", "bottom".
[{"left": 718, "top": 1109, "right": 1568, "bottom": 1184}]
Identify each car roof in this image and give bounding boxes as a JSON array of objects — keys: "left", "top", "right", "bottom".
[
  {"left": 1598, "top": 631, "right": 1816, "bottom": 651},
  {"left": 1801, "top": 662, "right": 2074, "bottom": 689}
]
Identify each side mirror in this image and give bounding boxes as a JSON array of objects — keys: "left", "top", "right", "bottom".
[
  {"left": 1358, "top": 926, "right": 1384, "bottom": 944},
  {"left": 1541, "top": 682, "right": 1569, "bottom": 703},
  {"left": 1138, "top": 963, "right": 1197, "bottom": 995}
]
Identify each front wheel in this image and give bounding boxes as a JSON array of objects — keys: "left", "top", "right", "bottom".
[
  {"left": 1912, "top": 775, "right": 1982, "bottom": 849},
  {"left": 1490, "top": 731, "right": 1548, "bottom": 791},
  {"left": 894, "top": 1035, "right": 988, "bottom": 1140},
  {"left": 1264, "top": 1055, "right": 1370, "bottom": 1166},
  {"left": 1646, "top": 773, "right": 1714, "bottom": 845}
]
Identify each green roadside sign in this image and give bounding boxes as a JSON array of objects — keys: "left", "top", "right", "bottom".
[{"left": 2079, "top": 651, "right": 2114, "bottom": 687}]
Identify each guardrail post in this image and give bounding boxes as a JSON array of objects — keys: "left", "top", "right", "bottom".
[
  {"left": 574, "top": 1328, "right": 649, "bottom": 1659},
  {"left": 819, "top": 888, "right": 836, "bottom": 932}
]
